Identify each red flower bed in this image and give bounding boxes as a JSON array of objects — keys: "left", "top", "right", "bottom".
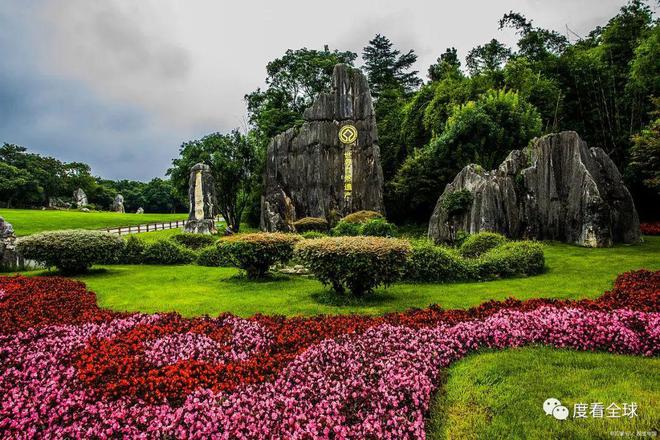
[
  {"left": 0, "top": 270, "right": 657, "bottom": 438},
  {"left": 640, "top": 222, "right": 660, "bottom": 235},
  {"left": 2, "top": 270, "right": 657, "bottom": 405}
]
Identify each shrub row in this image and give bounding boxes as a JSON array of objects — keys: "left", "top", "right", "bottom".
[
  {"left": 332, "top": 217, "right": 398, "bottom": 237},
  {"left": 217, "top": 233, "right": 301, "bottom": 279}
]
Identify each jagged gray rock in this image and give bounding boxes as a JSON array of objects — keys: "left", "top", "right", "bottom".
[
  {"left": 261, "top": 64, "right": 385, "bottom": 232},
  {"left": 428, "top": 131, "right": 641, "bottom": 247},
  {"left": 0, "top": 217, "right": 21, "bottom": 271},
  {"left": 73, "top": 188, "right": 88, "bottom": 208},
  {"left": 184, "top": 163, "right": 217, "bottom": 234},
  {"left": 136, "top": 207, "right": 144, "bottom": 214},
  {"left": 111, "top": 194, "right": 125, "bottom": 213}
]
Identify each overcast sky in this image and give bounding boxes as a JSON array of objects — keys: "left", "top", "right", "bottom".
[{"left": 0, "top": 0, "right": 636, "bottom": 180}]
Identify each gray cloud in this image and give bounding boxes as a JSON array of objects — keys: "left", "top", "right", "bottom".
[{"left": 0, "top": 0, "right": 635, "bottom": 180}]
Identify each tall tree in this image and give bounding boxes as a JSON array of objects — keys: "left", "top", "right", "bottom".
[
  {"left": 466, "top": 39, "right": 512, "bottom": 75},
  {"left": 245, "top": 47, "right": 357, "bottom": 141},
  {"left": 362, "top": 34, "right": 421, "bottom": 96},
  {"left": 168, "top": 130, "right": 260, "bottom": 232},
  {"left": 427, "top": 47, "right": 462, "bottom": 81}
]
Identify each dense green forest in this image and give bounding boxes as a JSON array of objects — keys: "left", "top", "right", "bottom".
[{"left": 2, "top": 1, "right": 658, "bottom": 221}]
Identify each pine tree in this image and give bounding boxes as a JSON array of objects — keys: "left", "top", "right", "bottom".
[{"left": 362, "top": 34, "right": 421, "bottom": 96}]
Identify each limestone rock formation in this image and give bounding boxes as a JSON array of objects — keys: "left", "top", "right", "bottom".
[
  {"left": 184, "top": 163, "right": 217, "bottom": 234},
  {"left": 261, "top": 64, "right": 385, "bottom": 232},
  {"left": 136, "top": 207, "right": 144, "bottom": 214},
  {"left": 0, "top": 217, "right": 21, "bottom": 271},
  {"left": 428, "top": 131, "right": 641, "bottom": 247},
  {"left": 73, "top": 188, "right": 88, "bottom": 208},
  {"left": 112, "top": 195, "right": 125, "bottom": 213}
]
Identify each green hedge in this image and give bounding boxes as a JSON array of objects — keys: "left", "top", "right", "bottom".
[
  {"left": 293, "top": 217, "right": 329, "bottom": 233},
  {"left": 197, "top": 245, "right": 232, "bottom": 267},
  {"left": 142, "top": 240, "right": 197, "bottom": 265},
  {"left": 295, "top": 236, "right": 411, "bottom": 296},
  {"left": 477, "top": 241, "right": 545, "bottom": 278},
  {"left": 340, "top": 210, "right": 383, "bottom": 224},
  {"left": 171, "top": 233, "right": 217, "bottom": 250},
  {"left": 459, "top": 232, "right": 507, "bottom": 258},
  {"left": 122, "top": 235, "right": 146, "bottom": 264},
  {"left": 360, "top": 218, "right": 398, "bottom": 237},
  {"left": 404, "top": 242, "right": 473, "bottom": 282},
  {"left": 218, "top": 233, "right": 301, "bottom": 278},
  {"left": 16, "top": 230, "right": 124, "bottom": 274},
  {"left": 301, "top": 231, "right": 326, "bottom": 239}
]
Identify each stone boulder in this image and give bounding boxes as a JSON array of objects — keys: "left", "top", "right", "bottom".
[
  {"left": 184, "top": 163, "right": 217, "bottom": 234},
  {"left": 73, "top": 188, "right": 88, "bottom": 208},
  {"left": 261, "top": 64, "right": 385, "bottom": 232},
  {"left": 428, "top": 131, "right": 641, "bottom": 247},
  {"left": 112, "top": 195, "right": 125, "bottom": 213},
  {"left": 0, "top": 217, "right": 21, "bottom": 271},
  {"left": 136, "top": 207, "right": 144, "bottom": 214}
]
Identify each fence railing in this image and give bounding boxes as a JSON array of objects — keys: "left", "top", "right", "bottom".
[{"left": 105, "top": 220, "right": 189, "bottom": 236}]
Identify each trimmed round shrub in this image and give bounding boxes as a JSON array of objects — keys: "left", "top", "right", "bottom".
[
  {"left": 340, "top": 210, "right": 384, "bottom": 224},
  {"left": 301, "top": 231, "right": 325, "bottom": 239},
  {"left": 459, "top": 232, "right": 507, "bottom": 258},
  {"left": 293, "top": 217, "right": 329, "bottom": 233},
  {"left": 295, "top": 236, "right": 411, "bottom": 296},
  {"left": 404, "top": 242, "right": 473, "bottom": 282},
  {"left": 171, "top": 233, "right": 216, "bottom": 250},
  {"left": 360, "top": 218, "right": 398, "bottom": 237},
  {"left": 331, "top": 220, "right": 361, "bottom": 236},
  {"left": 16, "top": 230, "right": 124, "bottom": 274},
  {"left": 121, "top": 235, "right": 146, "bottom": 264},
  {"left": 142, "top": 240, "right": 196, "bottom": 265},
  {"left": 218, "top": 233, "right": 301, "bottom": 278},
  {"left": 477, "top": 241, "right": 545, "bottom": 278},
  {"left": 197, "top": 245, "right": 232, "bottom": 267}
]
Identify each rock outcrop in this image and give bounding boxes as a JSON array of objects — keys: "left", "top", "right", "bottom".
[
  {"left": 73, "top": 188, "right": 88, "bottom": 208},
  {"left": 184, "top": 163, "right": 217, "bottom": 234},
  {"left": 112, "top": 195, "right": 125, "bottom": 213},
  {"left": 261, "top": 64, "right": 385, "bottom": 232},
  {"left": 428, "top": 131, "right": 641, "bottom": 247}
]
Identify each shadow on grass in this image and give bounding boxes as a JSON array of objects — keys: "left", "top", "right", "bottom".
[
  {"left": 223, "top": 271, "right": 297, "bottom": 284},
  {"left": 310, "top": 289, "right": 398, "bottom": 307},
  {"left": 35, "top": 267, "right": 112, "bottom": 277}
]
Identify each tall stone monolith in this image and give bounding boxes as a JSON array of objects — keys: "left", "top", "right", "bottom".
[
  {"left": 184, "top": 163, "right": 217, "bottom": 234},
  {"left": 261, "top": 64, "right": 385, "bottom": 232}
]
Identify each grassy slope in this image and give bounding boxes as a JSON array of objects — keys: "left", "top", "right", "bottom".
[
  {"left": 37, "top": 236, "right": 658, "bottom": 318},
  {"left": 427, "top": 347, "right": 659, "bottom": 440},
  {"left": 0, "top": 208, "right": 187, "bottom": 236}
]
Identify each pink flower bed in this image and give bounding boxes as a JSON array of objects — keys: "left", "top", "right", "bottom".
[{"left": 0, "top": 271, "right": 658, "bottom": 439}]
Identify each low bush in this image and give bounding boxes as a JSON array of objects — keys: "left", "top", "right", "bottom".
[
  {"left": 476, "top": 241, "right": 545, "bottom": 278},
  {"left": 360, "top": 218, "right": 398, "bottom": 237},
  {"left": 142, "top": 240, "right": 196, "bottom": 265},
  {"left": 295, "top": 236, "right": 411, "bottom": 296},
  {"left": 293, "top": 217, "right": 329, "bottom": 233},
  {"left": 404, "top": 242, "right": 473, "bottom": 282},
  {"left": 331, "top": 220, "right": 361, "bottom": 236},
  {"left": 340, "top": 210, "right": 383, "bottom": 224},
  {"left": 301, "top": 231, "right": 325, "bottom": 239},
  {"left": 218, "top": 233, "right": 301, "bottom": 278},
  {"left": 171, "top": 233, "right": 216, "bottom": 250},
  {"left": 122, "top": 235, "right": 146, "bottom": 264},
  {"left": 197, "top": 245, "right": 232, "bottom": 267},
  {"left": 442, "top": 189, "right": 473, "bottom": 217},
  {"left": 16, "top": 229, "right": 124, "bottom": 274},
  {"left": 459, "top": 232, "right": 507, "bottom": 258}
]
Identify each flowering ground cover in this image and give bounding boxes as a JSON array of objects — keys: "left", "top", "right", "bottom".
[
  {"left": 641, "top": 222, "right": 660, "bottom": 236},
  {"left": 0, "top": 270, "right": 658, "bottom": 438}
]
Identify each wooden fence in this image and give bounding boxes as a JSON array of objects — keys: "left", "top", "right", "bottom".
[{"left": 105, "top": 220, "right": 188, "bottom": 236}]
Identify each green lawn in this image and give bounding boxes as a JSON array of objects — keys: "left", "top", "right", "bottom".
[
  {"left": 0, "top": 208, "right": 187, "bottom": 236},
  {"left": 23, "top": 236, "right": 659, "bottom": 318},
  {"left": 427, "top": 347, "right": 659, "bottom": 440}
]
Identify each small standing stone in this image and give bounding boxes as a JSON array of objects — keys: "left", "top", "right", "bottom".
[
  {"left": 0, "top": 217, "right": 21, "bottom": 271},
  {"left": 136, "top": 207, "right": 144, "bottom": 214},
  {"left": 73, "top": 188, "right": 88, "bottom": 208},
  {"left": 184, "top": 163, "right": 218, "bottom": 234},
  {"left": 112, "top": 194, "right": 125, "bottom": 213}
]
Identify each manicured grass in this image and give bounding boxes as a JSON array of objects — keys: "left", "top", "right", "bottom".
[
  {"left": 0, "top": 208, "right": 187, "bottom": 236},
  {"left": 24, "top": 237, "right": 659, "bottom": 318},
  {"left": 427, "top": 347, "right": 659, "bottom": 439}
]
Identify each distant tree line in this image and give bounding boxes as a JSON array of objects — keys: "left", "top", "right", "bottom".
[{"left": 0, "top": 143, "right": 185, "bottom": 213}]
